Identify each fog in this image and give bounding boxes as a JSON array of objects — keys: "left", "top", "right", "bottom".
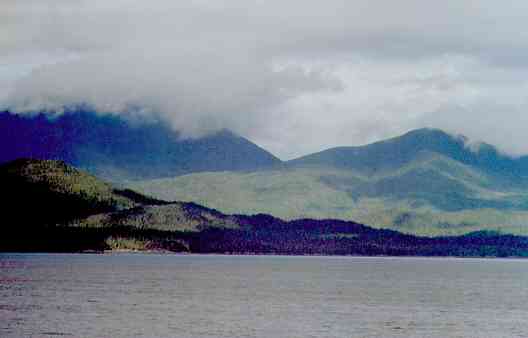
[{"left": 2, "top": 1, "right": 528, "bottom": 158}]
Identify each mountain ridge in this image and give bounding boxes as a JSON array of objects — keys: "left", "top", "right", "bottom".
[
  {"left": 3, "top": 109, "right": 528, "bottom": 182},
  {"left": 0, "top": 110, "right": 281, "bottom": 181},
  {"left": 287, "top": 128, "right": 528, "bottom": 181}
]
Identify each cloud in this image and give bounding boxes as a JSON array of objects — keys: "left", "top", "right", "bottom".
[{"left": 2, "top": 0, "right": 528, "bottom": 158}]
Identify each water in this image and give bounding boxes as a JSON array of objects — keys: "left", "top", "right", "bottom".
[{"left": 1, "top": 254, "right": 527, "bottom": 338}]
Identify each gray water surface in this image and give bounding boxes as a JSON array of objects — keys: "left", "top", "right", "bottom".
[{"left": 1, "top": 254, "right": 527, "bottom": 338}]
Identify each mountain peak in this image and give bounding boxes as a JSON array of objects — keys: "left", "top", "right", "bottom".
[
  {"left": 288, "top": 128, "right": 522, "bottom": 177},
  {"left": 383, "top": 127, "right": 464, "bottom": 149},
  {"left": 399, "top": 127, "right": 455, "bottom": 140}
]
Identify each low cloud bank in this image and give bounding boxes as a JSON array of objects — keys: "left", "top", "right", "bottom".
[{"left": 2, "top": 1, "right": 528, "bottom": 158}]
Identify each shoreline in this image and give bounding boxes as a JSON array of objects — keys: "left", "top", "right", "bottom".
[{"left": 2, "top": 251, "right": 527, "bottom": 260}]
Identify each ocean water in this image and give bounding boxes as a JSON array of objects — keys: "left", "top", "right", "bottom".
[{"left": 1, "top": 254, "right": 527, "bottom": 338}]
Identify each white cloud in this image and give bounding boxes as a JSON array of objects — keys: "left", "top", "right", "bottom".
[{"left": 2, "top": 0, "right": 528, "bottom": 159}]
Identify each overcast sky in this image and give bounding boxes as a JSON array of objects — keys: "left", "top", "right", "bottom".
[{"left": 2, "top": 0, "right": 528, "bottom": 159}]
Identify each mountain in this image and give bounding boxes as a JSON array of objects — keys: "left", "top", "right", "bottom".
[
  {"left": 130, "top": 128, "right": 528, "bottom": 236},
  {"left": 288, "top": 128, "right": 528, "bottom": 181},
  {"left": 2, "top": 158, "right": 528, "bottom": 257},
  {"left": 3, "top": 108, "right": 528, "bottom": 236},
  {"left": 0, "top": 110, "right": 281, "bottom": 181}
]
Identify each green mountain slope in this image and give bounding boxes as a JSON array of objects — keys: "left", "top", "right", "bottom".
[
  {"left": 76, "top": 202, "right": 239, "bottom": 232},
  {"left": 130, "top": 130, "right": 528, "bottom": 236}
]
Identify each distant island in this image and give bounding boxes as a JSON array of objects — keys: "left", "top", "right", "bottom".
[{"left": 2, "top": 158, "right": 528, "bottom": 257}]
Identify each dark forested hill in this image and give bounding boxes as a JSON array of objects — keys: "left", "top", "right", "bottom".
[{"left": 0, "top": 158, "right": 161, "bottom": 226}]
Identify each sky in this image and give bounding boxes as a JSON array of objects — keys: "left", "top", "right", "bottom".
[{"left": 2, "top": 0, "right": 528, "bottom": 159}]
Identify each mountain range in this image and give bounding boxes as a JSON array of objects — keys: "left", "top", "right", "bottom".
[
  {"left": 130, "top": 128, "right": 528, "bottom": 236},
  {"left": 3, "top": 158, "right": 528, "bottom": 257},
  {"left": 2, "top": 109, "right": 528, "bottom": 235}
]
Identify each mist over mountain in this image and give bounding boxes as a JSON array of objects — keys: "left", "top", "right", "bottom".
[
  {"left": 5, "top": 1, "right": 528, "bottom": 161},
  {"left": 0, "top": 110, "right": 281, "bottom": 181}
]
